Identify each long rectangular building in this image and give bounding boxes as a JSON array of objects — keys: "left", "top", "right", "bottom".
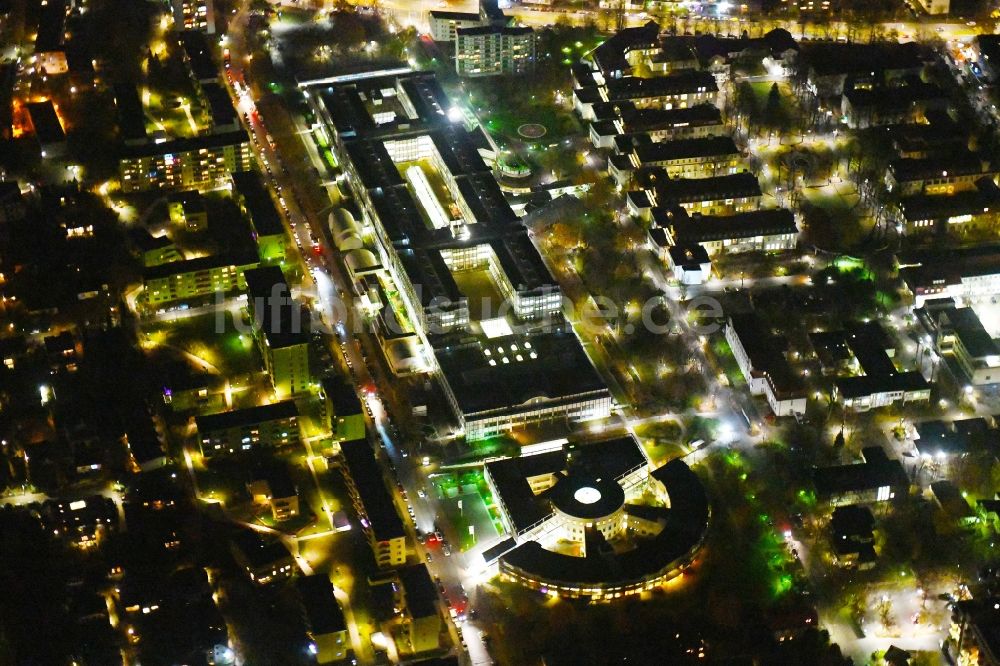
[
  {"left": 339, "top": 438, "right": 407, "bottom": 569},
  {"left": 725, "top": 313, "right": 806, "bottom": 417},
  {"left": 119, "top": 130, "right": 253, "bottom": 193},
  {"left": 649, "top": 207, "right": 798, "bottom": 256},
  {"left": 609, "top": 136, "right": 741, "bottom": 187},
  {"left": 898, "top": 245, "right": 1000, "bottom": 306},
  {"left": 195, "top": 401, "right": 300, "bottom": 457},
  {"left": 143, "top": 252, "right": 259, "bottom": 305}
]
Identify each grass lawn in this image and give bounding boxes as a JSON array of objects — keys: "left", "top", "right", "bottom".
[{"left": 143, "top": 311, "right": 259, "bottom": 377}]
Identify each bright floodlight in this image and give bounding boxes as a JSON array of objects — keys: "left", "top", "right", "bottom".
[
  {"left": 447, "top": 106, "right": 464, "bottom": 123},
  {"left": 574, "top": 487, "right": 602, "bottom": 504}
]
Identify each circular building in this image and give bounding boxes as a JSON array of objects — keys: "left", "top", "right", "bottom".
[{"left": 549, "top": 474, "right": 626, "bottom": 542}]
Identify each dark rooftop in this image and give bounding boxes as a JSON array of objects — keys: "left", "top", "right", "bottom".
[
  {"left": 398, "top": 564, "right": 439, "bottom": 619},
  {"left": 195, "top": 401, "right": 298, "bottom": 433},
  {"left": 434, "top": 329, "right": 608, "bottom": 416},
  {"left": 295, "top": 575, "right": 347, "bottom": 635},
  {"left": 339, "top": 438, "right": 406, "bottom": 541},
  {"left": 231, "top": 170, "right": 283, "bottom": 237}
]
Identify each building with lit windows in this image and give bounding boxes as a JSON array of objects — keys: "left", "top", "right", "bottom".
[
  {"left": 170, "top": 0, "right": 215, "bottom": 33},
  {"left": 119, "top": 130, "right": 253, "bottom": 193},
  {"left": 339, "top": 438, "right": 408, "bottom": 569},
  {"left": 231, "top": 171, "right": 288, "bottom": 263},
  {"left": 142, "top": 252, "right": 258, "bottom": 305},
  {"left": 483, "top": 438, "right": 709, "bottom": 601},
  {"left": 574, "top": 70, "right": 719, "bottom": 121},
  {"left": 455, "top": 25, "right": 535, "bottom": 77},
  {"left": 898, "top": 177, "right": 1000, "bottom": 235},
  {"left": 589, "top": 103, "right": 726, "bottom": 149},
  {"left": 429, "top": 0, "right": 511, "bottom": 42},
  {"left": 295, "top": 575, "right": 349, "bottom": 664},
  {"left": 648, "top": 207, "right": 799, "bottom": 257},
  {"left": 948, "top": 596, "right": 1000, "bottom": 666},
  {"left": 725, "top": 313, "right": 807, "bottom": 417},
  {"left": 898, "top": 245, "right": 1000, "bottom": 307},
  {"left": 917, "top": 302, "right": 1000, "bottom": 387},
  {"left": 244, "top": 267, "right": 311, "bottom": 397},
  {"left": 608, "top": 135, "right": 742, "bottom": 187},
  {"left": 230, "top": 530, "right": 294, "bottom": 585},
  {"left": 885, "top": 151, "right": 997, "bottom": 197},
  {"left": 813, "top": 447, "right": 909, "bottom": 506},
  {"left": 305, "top": 70, "right": 608, "bottom": 440},
  {"left": 320, "top": 375, "right": 366, "bottom": 442},
  {"left": 628, "top": 170, "right": 762, "bottom": 219},
  {"left": 194, "top": 400, "right": 300, "bottom": 458}
]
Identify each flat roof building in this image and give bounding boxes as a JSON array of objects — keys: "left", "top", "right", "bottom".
[
  {"left": 119, "top": 130, "right": 253, "bottom": 193},
  {"left": 195, "top": 400, "right": 300, "bottom": 457},
  {"left": 142, "top": 252, "right": 259, "bottom": 306},
  {"left": 813, "top": 447, "right": 909, "bottom": 506},
  {"left": 231, "top": 171, "right": 287, "bottom": 262},
  {"left": 339, "top": 438, "right": 407, "bottom": 569},
  {"left": 725, "top": 313, "right": 806, "bottom": 417}
]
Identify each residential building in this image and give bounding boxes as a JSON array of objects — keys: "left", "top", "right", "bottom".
[
  {"left": 35, "top": 0, "right": 68, "bottom": 75},
  {"left": 589, "top": 103, "right": 726, "bottom": 149},
  {"left": 167, "top": 191, "right": 208, "bottom": 231},
  {"left": 244, "top": 266, "right": 312, "bottom": 397},
  {"left": 247, "top": 465, "right": 299, "bottom": 522},
  {"left": 725, "top": 313, "right": 806, "bottom": 416},
  {"left": 295, "top": 576, "right": 349, "bottom": 664},
  {"left": 575, "top": 71, "right": 719, "bottom": 121},
  {"left": 129, "top": 229, "right": 183, "bottom": 267},
  {"left": 194, "top": 400, "right": 300, "bottom": 457},
  {"left": 666, "top": 244, "right": 712, "bottom": 285},
  {"left": 202, "top": 82, "right": 238, "bottom": 133},
  {"left": 830, "top": 505, "right": 876, "bottom": 569},
  {"left": 230, "top": 530, "right": 295, "bottom": 585},
  {"left": 231, "top": 171, "right": 288, "bottom": 263},
  {"left": 320, "top": 375, "right": 366, "bottom": 442},
  {"left": 113, "top": 83, "right": 148, "bottom": 146},
  {"left": 142, "top": 252, "right": 258, "bottom": 305},
  {"left": 170, "top": 0, "right": 215, "bottom": 33},
  {"left": 841, "top": 80, "right": 947, "bottom": 129},
  {"left": 455, "top": 25, "right": 535, "bottom": 77},
  {"left": 398, "top": 565, "right": 443, "bottom": 654},
  {"left": 26, "top": 100, "right": 66, "bottom": 158},
  {"left": 949, "top": 597, "right": 1000, "bottom": 666},
  {"left": 340, "top": 438, "right": 407, "bottom": 568},
  {"left": 119, "top": 130, "right": 254, "bottom": 193},
  {"left": 179, "top": 30, "right": 217, "bottom": 84}
]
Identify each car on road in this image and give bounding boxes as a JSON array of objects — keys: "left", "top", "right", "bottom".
[{"left": 425, "top": 552, "right": 433, "bottom": 563}]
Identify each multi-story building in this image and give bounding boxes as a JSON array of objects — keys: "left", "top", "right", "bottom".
[
  {"left": 589, "top": 103, "right": 725, "bottom": 149},
  {"left": 725, "top": 313, "right": 807, "bottom": 417},
  {"left": 628, "top": 170, "right": 762, "bottom": 219},
  {"left": 428, "top": 0, "right": 510, "bottom": 42},
  {"left": 813, "top": 447, "right": 909, "bottom": 506},
  {"left": 898, "top": 177, "right": 1000, "bottom": 235},
  {"left": 231, "top": 171, "right": 288, "bottom": 263},
  {"left": 455, "top": 26, "right": 535, "bottom": 77},
  {"left": 119, "top": 130, "right": 253, "bottom": 193},
  {"left": 306, "top": 70, "right": 609, "bottom": 440},
  {"left": 649, "top": 207, "right": 798, "bottom": 256},
  {"left": 339, "top": 438, "right": 407, "bottom": 569},
  {"left": 949, "top": 597, "right": 1000, "bottom": 666},
  {"left": 320, "top": 376, "right": 366, "bottom": 443},
  {"left": 170, "top": 0, "right": 215, "bottom": 33},
  {"left": 898, "top": 246, "right": 1000, "bottom": 307},
  {"left": 295, "top": 576, "right": 349, "bottom": 664},
  {"left": 230, "top": 530, "right": 294, "bottom": 585},
  {"left": 824, "top": 322, "right": 931, "bottom": 411},
  {"left": 575, "top": 71, "right": 719, "bottom": 121},
  {"left": 244, "top": 266, "right": 312, "bottom": 397},
  {"left": 609, "top": 136, "right": 742, "bottom": 187},
  {"left": 167, "top": 191, "right": 208, "bottom": 231},
  {"left": 142, "top": 253, "right": 259, "bottom": 305},
  {"left": 886, "top": 152, "right": 997, "bottom": 197},
  {"left": 917, "top": 303, "right": 1000, "bottom": 387},
  {"left": 194, "top": 400, "right": 300, "bottom": 457},
  {"left": 397, "top": 565, "right": 443, "bottom": 654}
]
